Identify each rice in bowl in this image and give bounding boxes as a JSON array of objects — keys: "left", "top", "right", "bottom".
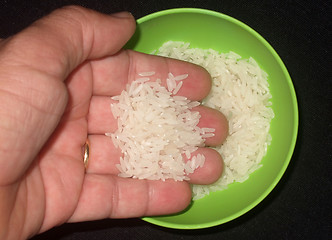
[{"left": 108, "top": 41, "right": 274, "bottom": 200}]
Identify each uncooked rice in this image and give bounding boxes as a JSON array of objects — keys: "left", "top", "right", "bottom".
[
  {"left": 156, "top": 41, "right": 274, "bottom": 199},
  {"left": 107, "top": 71, "right": 214, "bottom": 181},
  {"left": 107, "top": 41, "right": 274, "bottom": 200}
]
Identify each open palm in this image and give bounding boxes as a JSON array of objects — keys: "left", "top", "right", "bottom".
[{"left": 0, "top": 7, "right": 227, "bottom": 240}]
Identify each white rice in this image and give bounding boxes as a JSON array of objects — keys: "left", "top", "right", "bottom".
[
  {"left": 156, "top": 41, "right": 274, "bottom": 199},
  {"left": 138, "top": 71, "right": 156, "bottom": 77},
  {"left": 107, "top": 71, "right": 215, "bottom": 181},
  {"left": 107, "top": 41, "right": 274, "bottom": 200}
]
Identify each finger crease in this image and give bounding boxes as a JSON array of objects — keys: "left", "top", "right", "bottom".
[
  {"left": 127, "top": 50, "right": 136, "bottom": 84},
  {"left": 144, "top": 180, "right": 153, "bottom": 216},
  {"left": 110, "top": 176, "right": 119, "bottom": 218}
]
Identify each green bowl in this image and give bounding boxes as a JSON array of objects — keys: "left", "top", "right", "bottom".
[{"left": 126, "top": 8, "right": 298, "bottom": 229}]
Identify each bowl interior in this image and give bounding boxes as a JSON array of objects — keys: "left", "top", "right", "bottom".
[{"left": 125, "top": 8, "right": 298, "bottom": 229}]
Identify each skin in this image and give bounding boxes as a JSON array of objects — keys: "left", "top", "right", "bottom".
[{"left": 0, "top": 6, "right": 228, "bottom": 240}]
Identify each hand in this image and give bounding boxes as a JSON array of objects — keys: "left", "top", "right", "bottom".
[{"left": 0, "top": 6, "right": 228, "bottom": 239}]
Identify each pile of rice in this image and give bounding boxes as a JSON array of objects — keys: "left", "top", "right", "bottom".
[
  {"left": 108, "top": 41, "right": 274, "bottom": 200},
  {"left": 107, "top": 72, "right": 214, "bottom": 181}
]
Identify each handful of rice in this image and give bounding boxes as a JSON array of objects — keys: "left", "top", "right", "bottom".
[{"left": 107, "top": 72, "right": 214, "bottom": 181}]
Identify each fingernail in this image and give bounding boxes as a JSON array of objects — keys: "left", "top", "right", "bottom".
[{"left": 112, "top": 11, "right": 133, "bottom": 19}]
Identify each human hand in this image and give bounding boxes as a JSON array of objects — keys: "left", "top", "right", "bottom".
[{"left": 0, "top": 6, "right": 228, "bottom": 239}]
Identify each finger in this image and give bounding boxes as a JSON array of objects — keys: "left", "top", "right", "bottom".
[
  {"left": 62, "top": 61, "right": 93, "bottom": 121},
  {"left": 183, "top": 148, "right": 223, "bottom": 184},
  {"left": 1, "top": 6, "right": 135, "bottom": 80},
  {"left": 87, "top": 96, "right": 117, "bottom": 134},
  {"left": 90, "top": 50, "right": 212, "bottom": 100},
  {"left": 195, "top": 105, "right": 229, "bottom": 145},
  {"left": 87, "top": 96, "right": 227, "bottom": 147},
  {"left": 86, "top": 135, "right": 223, "bottom": 185},
  {"left": 68, "top": 174, "right": 192, "bottom": 222},
  {"left": 86, "top": 135, "right": 122, "bottom": 175}
]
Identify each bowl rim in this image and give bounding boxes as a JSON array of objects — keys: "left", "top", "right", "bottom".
[{"left": 134, "top": 7, "right": 299, "bottom": 229}]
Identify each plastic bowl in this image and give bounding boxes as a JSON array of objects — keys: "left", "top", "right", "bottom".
[{"left": 125, "top": 8, "right": 298, "bottom": 229}]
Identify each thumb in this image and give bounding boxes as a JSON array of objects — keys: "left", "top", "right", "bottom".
[
  {"left": 0, "top": 6, "right": 136, "bottom": 185},
  {"left": 1, "top": 6, "right": 136, "bottom": 79}
]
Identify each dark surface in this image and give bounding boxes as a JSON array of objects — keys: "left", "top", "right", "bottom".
[{"left": 1, "top": 0, "right": 331, "bottom": 239}]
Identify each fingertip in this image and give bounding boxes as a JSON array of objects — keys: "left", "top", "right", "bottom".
[
  {"left": 173, "top": 62, "right": 212, "bottom": 100},
  {"left": 195, "top": 106, "right": 229, "bottom": 146},
  {"left": 187, "top": 148, "right": 223, "bottom": 185},
  {"left": 147, "top": 180, "right": 192, "bottom": 215},
  {"left": 51, "top": 6, "right": 136, "bottom": 60},
  {"left": 109, "top": 11, "right": 136, "bottom": 36},
  {"left": 212, "top": 109, "right": 229, "bottom": 145},
  {"left": 111, "top": 11, "right": 134, "bottom": 19},
  {"left": 5, "top": 6, "right": 138, "bottom": 80},
  {"left": 199, "top": 65, "right": 213, "bottom": 95}
]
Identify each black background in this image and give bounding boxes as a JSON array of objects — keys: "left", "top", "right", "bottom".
[{"left": 0, "top": 0, "right": 331, "bottom": 239}]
